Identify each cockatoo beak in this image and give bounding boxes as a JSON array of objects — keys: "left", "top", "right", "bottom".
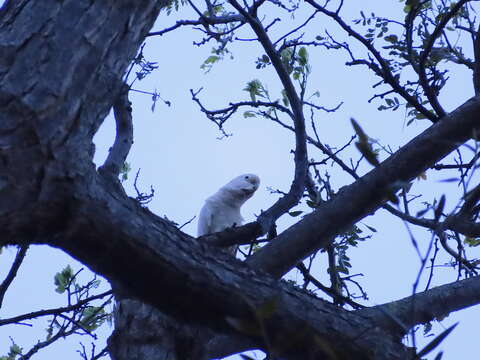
[
  {"left": 246, "top": 177, "right": 259, "bottom": 188},
  {"left": 242, "top": 188, "right": 256, "bottom": 196}
]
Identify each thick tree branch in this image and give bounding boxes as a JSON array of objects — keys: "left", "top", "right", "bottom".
[
  {"left": 248, "top": 95, "right": 480, "bottom": 278},
  {"left": 109, "top": 297, "right": 257, "bottom": 360},
  {"left": 360, "top": 275, "right": 480, "bottom": 336},
  {"left": 47, "top": 190, "right": 414, "bottom": 359},
  {"left": 0, "top": 172, "right": 412, "bottom": 358}
]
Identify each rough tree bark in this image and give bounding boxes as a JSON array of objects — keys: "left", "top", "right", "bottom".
[{"left": 1, "top": 1, "right": 480, "bottom": 360}]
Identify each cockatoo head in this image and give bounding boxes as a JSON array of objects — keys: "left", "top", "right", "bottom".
[{"left": 222, "top": 173, "right": 260, "bottom": 200}]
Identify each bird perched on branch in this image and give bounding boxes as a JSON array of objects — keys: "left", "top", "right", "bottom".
[{"left": 197, "top": 174, "right": 260, "bottom": 253}]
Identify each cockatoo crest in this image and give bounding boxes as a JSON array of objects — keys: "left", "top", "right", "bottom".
[{"left": 197, "top": 174, "right": 260, "bottom": 238}]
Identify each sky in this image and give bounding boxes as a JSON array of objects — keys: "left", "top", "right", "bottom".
[{"left": 0, "top": 1, "right": 479, "bottom": 359}]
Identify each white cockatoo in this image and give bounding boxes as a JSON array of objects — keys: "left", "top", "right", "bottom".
[{"left": 197, "top": 174, "right": 260, "bottom": 240}]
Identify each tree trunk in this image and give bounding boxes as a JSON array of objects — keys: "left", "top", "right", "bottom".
[{"left": 108, "top": 297, "right": 206, "bottom": 360}]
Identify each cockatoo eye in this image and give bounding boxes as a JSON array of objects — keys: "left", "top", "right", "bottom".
[{"left": 242, "top": 174, "right": 259, "bottom": 187}]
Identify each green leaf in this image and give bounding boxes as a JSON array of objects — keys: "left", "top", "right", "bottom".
[
  {"left": 9, "top": 344, "right": 22, "bottom": 357},
  {"left": 80, "top": 306, "right": 107, "bottom": 331},
  {"left": 200, "top": 55, "right": 221, "bottom": 72},
  {"left": 464, "top": 237, "right": 480, "bottom": 247},
  {"left": 417, "top": 323, "right": 458, "bottom": 358},
  {"left": 1, "top": 342, "right": 23, "bottom": 360},
  {"left": 46, "top": 324, "right": 54, "bottom": 341},
  {"left": 280, "top": 48, "right": 294, "bottom": 74},
  {"left": 54, "top": 265, "right": 74, "bottom": 294},
  {"left": 350, "top": 118, "right": 368, "bottom": 143},
  {"left": 298, "top": 46, "right": 308, "bottom": 59},
  {"left": 383, "top": 35, "right": 398, "bottom": 43},
  {"left": 288, "top": 210, "right": 303, "bottom": 217},
  {"left": 165, "top": 0, "right": 188, "bottom": 14},
  {"left": 298, "top": 46, "right": 308, "bottom": 66},
  {"left": 281, "top": 89, "right": 289, "bottom": 106},
  {"left": 355, "top": 142, "right": 380, "bottom": 167},
  {"left": 204, "top": 55, "right": 219, "bottom": 64},
  {"left": 120, "top": 161, "right": 131, "bottom": 182},
  {"left": 243, "top": 111, "right": 256, "bottom": 118},
  {"left": 243, "top": 79, "right": 264, "bottom": 102},
  {"left": 415, "top": 112, "right": 428, "bottom": 119}
]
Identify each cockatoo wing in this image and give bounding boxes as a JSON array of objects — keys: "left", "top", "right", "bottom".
[{"left": 197, "top": 201, "right": 214, "bottom": 236}]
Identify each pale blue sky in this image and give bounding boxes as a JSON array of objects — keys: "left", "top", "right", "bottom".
[{"left": 1, "top": 1, "right": 479, "bottom": 359}]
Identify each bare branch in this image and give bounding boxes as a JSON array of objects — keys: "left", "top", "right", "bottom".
[
  {"left": 0, "top": 244, "right": 28, "bottom": 308},
  {"left": 190, "top": 88, "right": 294, "bottom": 128},
  {"left": 437, "top": 231, "right": 477, "bottom": 274},
  {"left": 21, "top": 326, "right": 79, "bottom": 360},
  {"left": 133, "top": 168, "right": 155, "bottom": 205},
  {"left": 296, "top": 262, "right": 364, "bottom": 309},
  {"left": 303, "top": 100, "right": 343, "bottom": 112},
  {"left": 273, "top": 11, "right": 319, "bottom": 46},
  {"left": 228, "top": 0, "right": 309, "bottom": 234},
  {"left": 473, "top": 23, "right": 480, "bottom": 95},
  {"left": 305, "top": 0, "right": 438, "bottom": 122},
  {"left": 0, "top": 290, "right": 113, "bottom": 326},
  {"left": 147, "top": 14, "right": 245, "bottom": 37},
  {"left": 417, "top": 0, "right": 473, "bottom": 118},
  {"left": 98, "top": 85, "right": 133, "bottom": 180}
]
